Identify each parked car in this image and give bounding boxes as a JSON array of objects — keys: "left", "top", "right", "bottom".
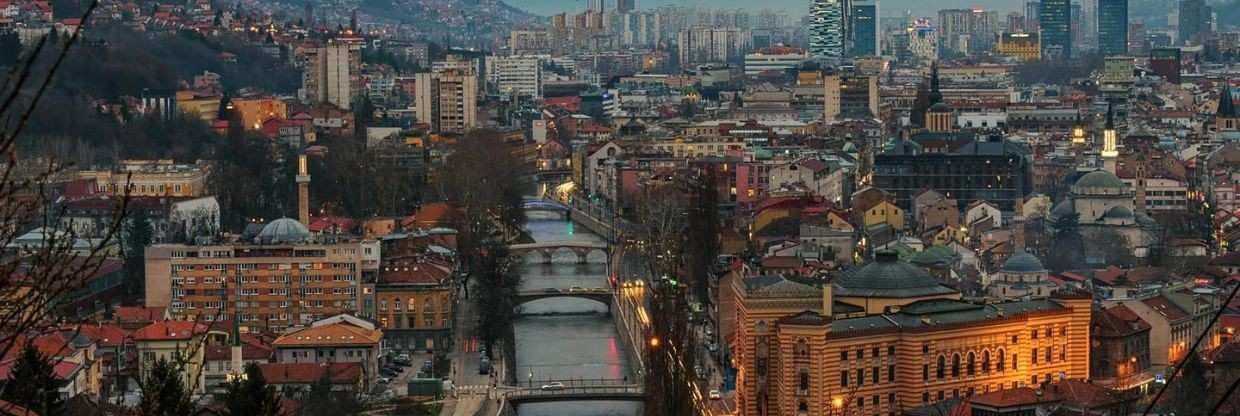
[
  {"left": 378, "top": 377, "right": 391, "bottom": 385},
  {"left": 707, "top": 343, "right": 719, "bottom": 353},
  {"left": 568, "top": 286, "right": 585, "bottom": 292},
  {"left": 540, "top": 382, "right": 565, "bottom": 391},
  {"left": 544, "top": 287, "right": 560, "bottom": 293},
  {"left": 709, "top": 390, "right": 721, "bottom": 400},
  {"left": 380, "top": 368, "right": 399, "bottom": 378}
]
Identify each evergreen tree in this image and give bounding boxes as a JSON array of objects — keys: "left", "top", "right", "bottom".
[
  {"left": 0, "top": 31, "right": 22, "bottom": 67},
  {"left": 0, "top": 345, "right": 63, "bottom": 415},
  {"left": 123, "top": 210, "right": 154, "bottom": 296},
  {"left": 299, "top": 370, "right": 363, "bottom": 416},
  {"left": 222, "top": 363, "right": 282, "bottom": 416},
  {"left": 1045, "top": 212, "right": 1085, "bottom": 272},
  {"left": 137, "top": 357, "right": 194, "bottom": 416}
]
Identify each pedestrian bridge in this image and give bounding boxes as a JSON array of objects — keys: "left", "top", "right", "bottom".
[
  {"left": 509, "top": 241, "right": 609, "bottom": 264},
  {"left": 514, "top": 289, "right": 612, "bottom": 307},
  {"left": 504, "top": 382, "right": 644, "bottom": 404}
]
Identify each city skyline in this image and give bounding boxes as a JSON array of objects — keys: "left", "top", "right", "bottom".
[{"left": 505, "top": 0, "right": 1031, "bottom": 17}]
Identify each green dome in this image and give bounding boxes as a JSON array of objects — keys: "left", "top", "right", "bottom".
[
  {"left": 1002, "top": 252, "right": 1045, "bottom": 273},
  {"left": 1075, "top": 170, "right": 1126, "bottom": 189},
  {"left": 1104, "top": 205, "right": 1133, "bottom": 218},
  {"left": 835, "top": 252, "right": 957, "bottom": 298}
]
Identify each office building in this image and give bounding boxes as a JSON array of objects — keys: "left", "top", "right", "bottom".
[
  {"left": 677, "top": 27, "right": 750, "bottom": 68},
  {"left": 874, "top": 134, "right": 1032, "bottom": 212},
  {"left": 144, "top": 218, "right": 374, "bottom": 334},
  {"left": 1025, "top": 1, "right": 1040, "bottom": 32},
  {"left": 1149, "top": 47, "right": 1181, "bottom": 84},
  {"left": 616, "top": 0, "right": 634, "bottom": 13},
  {"left": 937, "top": 8, "right": 995, "bottom": 54},
  {"left": 810, "top": 0, "right": 846, "bottom": 58},
  {"left": 1039, "top": 0, "right": 1072, "bottom": 59},
  {"left": 1097, "top": 0, "right": 1128, "bottom": 55},
  {"left": 743, "top": 48, "right": 809, "bottom": 76},
  {"left": 908, "top": 19, "right": 938, "bottom": 61},
  {"left": 997, "top": 32, "right": 1041, "bottom": 61},
  {"left": 487, "top": 55, "right": 543, "bottom": 98},
  {"left": 1178, "top": 0, "right": 1210, "bottom": 45},
  {"left": 587, "top": 0, "right": 604, "bottom": 13},
  {"left": 729, "top": 255, "right": 1093, "bottom": 415},
  {"left": 850, "top": 0, "right": 879, "bottom": 56},
  {"left": 301, "top": 40, "right": 362, "bottom": 110},
  {"left": 415, "top": 70, "right": 479, "bottom": 134},
  {"left": 823, "top": 73, "right": 879, "bottom": 120}
]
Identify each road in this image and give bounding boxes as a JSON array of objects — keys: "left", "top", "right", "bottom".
[{"left": 438, "top": 278, "right": 504, "bottom": 416}]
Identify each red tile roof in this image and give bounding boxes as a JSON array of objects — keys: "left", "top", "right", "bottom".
[
  {"left": 258, "top": 362, "right": 361, "bottom": 385},
  {"left": 272, "top": 322, "right": 381, "bottom": 347},
  {"left": 62, "top": 323, "right": 130, "bottom": 348},
  {"left": 1093, "top": 305, "right": 1151, "bottom": 337},
  {"left": 0, "top": 399, "right": 36, "bottom": 416},
  {"left": 132, "top": 321, "right": 209, "bottom": 341},
  {"left": 114, "top": 306, "right": 167, "bottom": 324},
  {"left": 1142, "top": 296, "right": 1191, "bottom": 322}
]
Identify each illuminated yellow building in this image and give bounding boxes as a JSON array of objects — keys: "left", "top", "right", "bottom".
[
  {"left": 996, "top": 32, "right": 1040, "bottom": 61},
  {"left": 730, "top": 252, "right": 1092, "bottom": 415},
  {"left": 233, "top": 97, "right": 288, "bottom": 131},
  {"left": 862, "top": 200, "right": 905, "bottom": 230}
]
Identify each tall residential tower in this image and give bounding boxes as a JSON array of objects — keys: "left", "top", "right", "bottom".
[
  {"left": 810, "top": 0, "right": 846, "bottom": 58},
  {"left": 1097, "top": 0, "right": 1129, "bottom": 55}
]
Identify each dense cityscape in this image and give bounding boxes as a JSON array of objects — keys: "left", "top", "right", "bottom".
[{"left": 0, "top": 0, "right": 1238, "bottom": 415}]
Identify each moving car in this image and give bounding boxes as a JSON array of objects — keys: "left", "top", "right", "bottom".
[
  {"left": 540, "top": 382, "right": 565, "bottom": 391},
  {"left": 709, "top": 390, "right": 721, "bottom": 400}
]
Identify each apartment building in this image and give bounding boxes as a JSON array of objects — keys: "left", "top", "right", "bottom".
[{"left": 144, "top": 218, "right": 368, "bottom": 334}]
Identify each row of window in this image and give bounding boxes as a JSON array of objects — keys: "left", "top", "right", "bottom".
[
  {"left": 837, "top": 365, "right": 897, "bottom": 387},
  {"left": 839, "top": 345, "right": 898, "bottom": 362},
  {"left": 926, "top": 350, "right": 1009, "bottom": 381},
  {"left": 171, "top": 274, "right": 357, "bottom": 285}
]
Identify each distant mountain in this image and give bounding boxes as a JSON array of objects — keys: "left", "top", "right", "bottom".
[{"left": 502, "top": 0, "right": 1031, "bottom": 17}]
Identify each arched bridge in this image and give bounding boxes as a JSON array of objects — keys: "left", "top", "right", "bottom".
[
  {"left": 504, "top": 382, "right": 644, "bottom": 404},
  {"left": 509, "top": 241, "right": 609, "bottom": 264},
  {"left": 522, "top": 199, "right": 571, "bottom": 217},
  {"left": 515, "top": 289, "right": 613, "bottom": 307}
]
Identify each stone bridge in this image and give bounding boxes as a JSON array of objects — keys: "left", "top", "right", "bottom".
[
  {"left": 509, "top": 241, "right": 609, "bottom": 264},
  {"left": 522, "top": 199, "right": 571, "bottom": 218},
  {"left": 514, "top": 289, "right": 612, "bottom": 307},
  {"left": 503, "top": 382, "right": 644, "bottom": 404}
]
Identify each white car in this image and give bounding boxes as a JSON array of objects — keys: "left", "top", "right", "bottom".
[
  {"left": 709, "top": 389, "right": 722, "bottom": 400},
  {"left": 540, "top": 382, "right": 565, "bottom": 391}
]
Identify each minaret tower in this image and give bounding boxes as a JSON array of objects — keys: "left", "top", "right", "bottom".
[
  {"left": 1071, "top": 112, "right": 1088, "bottom": 146},
  {"left": 229, "top": 312, "right": 243, "bottom": 379},
  {"left": 297, "top": 154, "right": 311, "bottom": 225},
  {"left": 1102, "top": 103, "right": 1118, "bottom": 174}
]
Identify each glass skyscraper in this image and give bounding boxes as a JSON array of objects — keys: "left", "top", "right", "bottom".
[
  {"left": 1039, "top": 0, "right": 1072, "bottom": 59},
  {"left": 850, "top": 0, "right": 879, "bottom": 56},
  {"left": 1097, "top": 0, "right": 1128, "bottom": 55},
  {"left": 810, "top": 0, "right": 846, "bottom": 58}
]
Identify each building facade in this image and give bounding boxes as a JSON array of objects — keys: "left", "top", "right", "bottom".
[
  {"left": 1039, "top": 0, "right": 1072, "bottom": 59},
  {"left": 849, "top": 0, "right": 879, "bottom": 57},
  {"left": 78, "top": 159, "right": 210, "bottom": 198},
  {"left": 809, "top": 0, "right": 846, "bottom": 58},
  {"left": 144, "top": 219, "right": 367, "bottom": 334},
  {"left": 873, "top": 136, "right": 1032, "bottom": 212},
  {"left": 487, "top": 55, "right": 543, "bottom": 98},
  {"left": 414, "top": 70, "right": 479, "bottom": 134},
  {"left": 1097, "top": 0, "right": 1128, "bottom": 55},
  {"left": 729, "top": 253, "right": 1093, "bottom": 415},
  {"left": 302, "top": 40, "right": 362, "bottom": 110}
]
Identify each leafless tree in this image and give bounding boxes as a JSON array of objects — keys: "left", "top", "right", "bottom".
[
  {"left": 0, "top": 0, "right": 141, "bottom": 414},
  {"left": 633, "top": 181, "right": 687, "bottom": 279}
]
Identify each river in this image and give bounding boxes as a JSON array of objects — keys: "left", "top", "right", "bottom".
[{"left": 512, "top": 211, "right": 642, "bottom": 416}]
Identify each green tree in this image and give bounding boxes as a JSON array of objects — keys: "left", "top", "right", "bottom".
[
  {"left": 136, "top": 357, "right": 194, "bottom": 416},
  {"left": 221, "top": 363, "right": 282, "bottom": 416},
  {"left": 0, "top": 345, "right": 64, "bottom": 415},
  {"left": 298, "top": 370, "right": 364, "bottom": 416},
  {"left": 1045, "top": 212, "right": 1085, "bottom": 272},
  {"left": 123, "top": 211, "right": 154, "bottom": 296},
  {"left": 474, "top": 238, "right": 520, "bottom": 354},
  {"left": 0, "top": 31, "right": 21, "bottom": 67},
  {"left": 1163, "top": 353, "right": 1210, "bottom": 415}
]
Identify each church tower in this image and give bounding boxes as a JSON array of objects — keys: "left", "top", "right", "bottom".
[
  {"left": 1071, "top": 112, "right": 1088, "bottom": 146},
  {"left": 924, "top": 63, "right": 956, "bottom": 132},
  {"left": 1218, "top": 81, "right": 1238, "bottom": 133},
  {"left": 1102, "top": 103, "right": 1118, "bottom": 174}
]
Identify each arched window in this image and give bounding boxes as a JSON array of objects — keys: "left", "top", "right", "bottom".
[
  {"left": 967, "top": 352, "right": 976, "bottom": 376},
  {"left": 952, "top": 354, "right": 961, "bottom": 377},
  {"left": 795, "top": 338, "right": 809, "bottom": 358},
  {"left": 798, "top": 402, "right": 808, "bottom": 412},
  {"left": 982, "top": 350, "right": 991, "bottom": 373},
  {"left": 936, "top": 355, "right": 945, "bottom": 379},
  {"left": 997, "top": 348, "right": 1006, "bottom": 371}
]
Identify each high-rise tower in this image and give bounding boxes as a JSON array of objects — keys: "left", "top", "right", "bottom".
[
  {"left": 1040, "top": 0, "right": 1072, "bottom": 59},
  {"left": 810, "top": 0, "right": 846, "bottom": 58},
  {"left": 1097, "top": 0, "right": 1128, "bottom": 55}
]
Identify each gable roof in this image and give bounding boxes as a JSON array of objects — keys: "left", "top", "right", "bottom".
[
  {"left": 132, "top": 321, "right": 209, "bottom": 341},
  {"left": 272, "top": 321, "right": 381, "bottom": 348}
]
